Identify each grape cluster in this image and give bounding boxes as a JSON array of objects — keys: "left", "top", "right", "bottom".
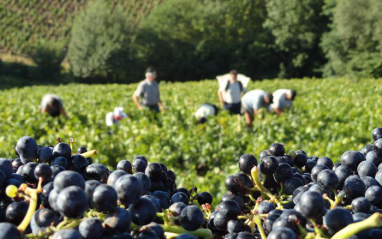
[
  {"left": 3, "top": 128, "right": 382, "bottom": 239},
  {"left": 206, "top": 128, "right": 382, "bottom": 239},
  {"left": 0, "top": 137, "right": 213, "bottom": 239}
]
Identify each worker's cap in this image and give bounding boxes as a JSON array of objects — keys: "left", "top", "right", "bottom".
[{"left": 114, "top": 107, "right": 127, "bottom": 119}]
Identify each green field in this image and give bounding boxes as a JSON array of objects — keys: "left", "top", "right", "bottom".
[{"left": 0, "top": 78, "right": 380, "bottom": 203}]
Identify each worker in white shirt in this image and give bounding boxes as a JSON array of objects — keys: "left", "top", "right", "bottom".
[
  {"left": 194, "top": 103, "right": 219, "bottom": 124},
  {"left": 270, "top": 89, "right": 297, "bottom": 115},
  {"left": 217, "top": 70, "right": 245, "bottom": 115},
  {"left": 106, "top": 107, "right": 128, "bottom": 126},
  {"left": 241, "top": 90, "right": 273, "bottom": 127}
]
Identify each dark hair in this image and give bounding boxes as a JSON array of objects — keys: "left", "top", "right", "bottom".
[
  {"left": 290, "top": 90, "right": 297, "bottom": 100},
  {"left": 197, "top": 117, "right": 207, "bottom": 124},
  {"left": 146, "top": 67, "right": 156, "bottom": 73},
  {"left": 230, "top": 70, "right": 238, "bottom": 75},
  {"left": 266, "top": 93, "right": 273, "bottom": 104}
]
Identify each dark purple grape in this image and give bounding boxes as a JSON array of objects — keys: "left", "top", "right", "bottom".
[
  {"left": 294, "top": 153, "right": 307, "bottom": 168},
  {"left": 372, "top": 128, "right": 382, "bottom": 141},
  {"left": 273, "top": 163, "right": 293, "bottom": 183},
  {"left": 317, "top": 156, "right": 333, "bottom": 169},
  {"left": 341, "top": 151, "right": 364, "bottom": 170},
  {"left": 132, "top": 158, "right": 147, "bottom": 173},
  {"left": 70, "top": 155, "right": 89, "bottom": 172},
  {"left": 107, "top": 170, "right": 127, "bottom": 187},
  {"left": 169, "top": 202, "right": 187, "bottom": 217},
  {"left": 357, "top": 161, "right": 377, "bottom": 178},
  {"left": 22, "top": 162, "right": 38, "bottom": 183},
  {"left": 145, "top": 163, "right": 163, "bottom": 181},
  {"left": 134, "top": 172, "right": 151, "bottom": 192},
  {"left": 365, "top": 151, "right": 382, "bottom": 167},
  {"left": 344, "top": 176, "right": 366, "bottom": 200},
  {"left": 38, "top": 147, "right": 53, "bottom": 163},
  {"left": 52, "top": 142, "right": 71, "bottom": 160},
  {"left": 259, "top": 156, "right": 279, "bottom": 175},
  {"left": 152, "top": 191, "right": 171, "bottom": 210},
  {"left": 218, "top": 200, "right": 240, "bottom": 218},
  {"left": 324, "top": 207, "right": 353, "bottom": 235},
  {"left": 51, "top": 156, "right": 68, "bottom": 169},
  {"left": 317, "top": 169, "right": 338, "bottom": 190},
  {"left": 57, "top": 186, "right": 88, "bottom": 218},
  {"left": 284, "top": 177, "right": 304, "bottom": 195},
  {"left": 299, "top": 191, "right": 324, "bottom": 219},
  {"left": 361, "top": 144, "right": 374, "bottom": 156},
  {"left": 361, "top": 176, "right": 378, "bottom": 189},
  {"left": 129, "top": 197, "right": 157, "bottom": 226},
  {"left": 305, "top": 160, "right": 316, "bottom": 173},
  {"left": 114, "top": 174, "right": 143, "bottom": 206},
  {"left": 236, "top": 231, "right": 255, "bottom": 239},
  {"left": 79, "top": 218, "right": 103, "bottom": 239},
  {"left": 30, "top": 209, "right": 59, "bottom": 234},
  {"left": 221, "top": 193, "right": 244, "bottom": 209},
  {"left": 84, "top": 180, "right": 101, "bottom": 207},
  {"left": 179, "top": 205, "right": 203, "bottom": 231},
  {"left": 335, "top": 165, "right": 352, "bottom": 187},
  {"left": 197, "top": 191, "right": 213, "bottom": 205},
  {"left": 227, "top": 219, "right": 251, "bottom": 234},
  {"left": 52, "top": 229, "right": 81, "bottom": 239},
  {"left": 48, "top": 189, "right": 59, "bottom": 211},
  {"left": 77, "top": 146, "right": 87, "bottom": 154},
  {"left": 351, "top": 197, "right": 371, "bottom": 213},
  {"left": 257, "top": 201, "right": 275, "bottom": 214},
  {"left": 92, "top": 184, "right": 117, "bottom": 213},
  {"left": 311, "top": 164, "right": 329, "bottom": 183},
  {"left": 104, "top": 207, "right": 131, "bottom": 234},
  {"left": 0, "top": 222, "right": 21, "bottom": 239},
  {"left": 365, "top": 185, "right": 382, "bottom": 207},
  {"left": 147, "top": 222, "right": 165, "bottom": 239},
  {"left": 84, "top": 163, "right": 109, "bottom": 183},
  {"left": 6, "top": 201, "right": 28, "bottom": 225},
  {"left": 16, "top": 136, "right": 38, "bottom": 164},
  {"left": 267, "top": 226, "right": 296, "bottom": 239},
  {"left": 259, "top": 150, "right": 271, "bottom": 161},
  {"left": 238, "top": 154, "right": 257, "bottom": 174},
  {"left": 374, "top": 170, "right": 382, "bottom": 186},
  {"left": 171, "top": 192, "right": 189, "bottom": 205},
  {"left": 174, "top": 234, "right": 198, "bottom": 239},
  {"left": 167, "top": 170, "right": 176, "bottom": 181},
  {"left": 117, "top": 160, "right": 132, "bottom": 174},
  {"left": 269, "top": 143, "right": 285, "bottom": 156},
  {"left": 34, "top": 163, "right": 52, "bottom": 182},
  {"left": 53, "top": 171, "right": 85, "bottom": 193},
  {"left": 0, "top": 158, "right": 13, "bottom": 178},
  {"left": 225, "top": 174, "right": 247, "bottom": 195},
  {"left": 50, "top": 165, "right": 65, "bottom": 178}
]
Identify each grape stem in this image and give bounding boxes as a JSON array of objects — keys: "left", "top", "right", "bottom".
[
  {"left": 80, "top": 149, "right": 97, "bottom": 158},
  {"left": 251, "top": 166, "right": 282, "bottom": 208},
  {"left": 331, "top": 212, "right": 382, "bottom": 239},
  {"left": 161, "top": 225, "right": 213, "bottom": 238},
  {"left": 253, "top": 215, "right": 267, "bottom": 239},
  {"left": 17, "top": 177, "right": 43, "bottom": 232}
]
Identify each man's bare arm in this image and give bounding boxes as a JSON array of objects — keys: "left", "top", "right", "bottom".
[{"left": 132, "top": 95, "right": 143, "bottom": 110}]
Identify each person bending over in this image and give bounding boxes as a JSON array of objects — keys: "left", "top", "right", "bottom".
[
  {"left": 270, "top": 89, "right": 297, "bottom": 115},
  {"left": 241, "top": 90, "right": 273, "bottom": 127},
  {"left": 40, "top": 94, "right": 67, "bottom": 118},
  {"left": 195, "top": 103, "right": 219, "bottom": 124}
]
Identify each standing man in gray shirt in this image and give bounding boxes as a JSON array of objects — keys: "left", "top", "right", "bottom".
[
  {"left": 133, "top": 68, "right": 166, "bottom": 113},
  {"left": 241, "top": 90, "right": 273, "bottom": 127}
]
